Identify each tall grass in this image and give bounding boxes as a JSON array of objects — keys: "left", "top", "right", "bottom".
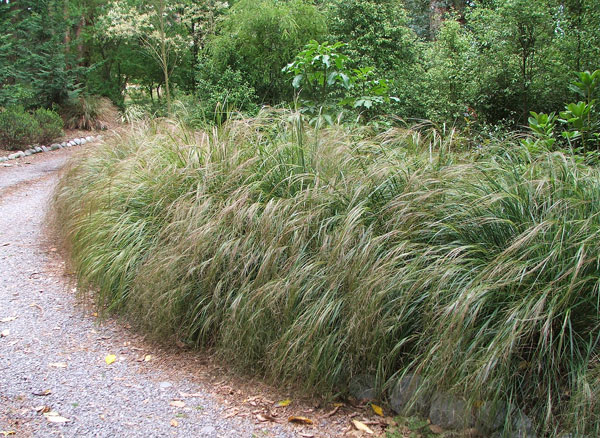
[{"left": 53, "top": 110, "right": 600, "bottom": 436}]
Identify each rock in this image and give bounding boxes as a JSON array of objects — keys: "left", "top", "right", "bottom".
[
  {"left": 505, "top": 410, "right": 536, "bottom": 438},
  {"left": 34, "top": 146, "right": 43, "bottom": 153},
  {"left": 68, "top": 141, "right": 76, "bottom": 147},
  {"left": 429, "top": 392, "right": 474, "bottom": 430},
  {"left": 86, "top": 136, "right": 93, "bottom": 141},
  {"left": 390, "top": 374, "right": 431, "bottom": 416},
  {"left": 8, "top": 151, "right": 25, "bottom": 160},
  {"left": 159, "top": 381, "right": 173, "bottom": 389},
  {"left": 80, "top": 138, "right": 87, "bottom": 144},
  {"left": 24, "top": 149, "right": 33, "bottom": 156},
  {"left": 475, "top": 401, "right": 508, "bottom": 434},
  {"left": 348, "top": 374, "right": 377, "bottom": 401},
  {"left": 74, "top": 138, "right": 82, "bottom": 145},
  {"left": 41, "top": 146, "right": 50, "bottom": 152},
  {"left": 61, "top": 142, "right": 67, "bottom": 147},
  {"left": 50, "top": 144, "right": 60, "bottom": 151},
  {"left": 199, "top": 425, "right": 216, "bottom": 435},
  {"left": 0, "top": 157, "right": 7, "bottom": 162}
]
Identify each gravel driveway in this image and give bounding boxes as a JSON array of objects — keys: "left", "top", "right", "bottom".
[{"left": 0, "top": 148, "right": 316, "bottom": 437}]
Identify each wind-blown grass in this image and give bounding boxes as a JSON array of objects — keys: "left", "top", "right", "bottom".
[{"left": 53, "top": 110, "right": 600, "bottom": 436}]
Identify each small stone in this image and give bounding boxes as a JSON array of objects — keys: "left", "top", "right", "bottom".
[
  {"left": 390, "top": 374, "right": 431, "bottom": 416},
  {"left": 61, "top": 142, "right": 67, "bottom": 147},
  {"left": 68, "top": 141, "right": 76, "bottom": 147},
  {"left": 24, "top": 150, "right": 33, "bottom": 156},
  {"left": 50, "top": 144, "right": 60, "bottom": 151},
  {"left": 74, "top": 138, "right": 82, "bottom": 145},
  {"left": 348, "top": 374, "right": 377, "bottom": 401},
  {"left": 159, "top": 381, "right": 172, "bottom": 389},
  {"left": 34, "top": 146, "right": 43, "bottom": 153},
  {"left": 41, "top": 146, "right": 50, "bottom": 152},
  {"left": 0, "top": 156, "right": 7, "bottom": 162},
  {"left": 429, "top": 392, "right": 474, "bottom": 430},
  {"left": 80, "top": 138, "right": 87, "bottom": 144},
  {"left": 8, "top": 151, "right": 25, "bottom": 160},
  {"left": 199, "top": 426, "right": 216, "bottom": 435},
  {"left": 86, "top": 136, "right": 93, "bottom": 141}
]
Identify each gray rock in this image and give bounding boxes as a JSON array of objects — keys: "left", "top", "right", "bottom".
[
  {"left": 200, "top": 426, "right": 217, "bottom": 436},
  {"left": 74, "top": 138, "right": 82, "bottom": 145},
  {"left": 50, "top": 144, "right": 60, "bottom": 151},
  {"left": 80, "top": 138, "right": 87, "bottom": 144},
  {"left": 505, "top": 410, "right": 537, "bottom": 438},
  {"left": 86, "top": 136, "right": 93, "bottom": 141},
  {"left": 61, "top": 142, "right": 67, "bottom": 147},
  {"left": 476, "top": 401, "right": 508, "bottom": 434},
  {"left": 0, "top": 157, "right": 7, "bottom": 162},
  {"left": 390, "top": 374, "right": 431, "bottom": 416},
  {"left": 24, "top": 150, "right": 33, "bottom": 156},
  {"left": 41, "top": 146, "right": 50, "bottom": 152},
  {"left": 159, "top": 381, "right": 173, "bottom": 389},
  {"left": 68, "top": 141, "right": 76, "bottom": 147},
  {"left": 429, "top": 392, "right": 474, "bottom": 430},
  {"left": 8, "top": 151, "right": 25, "bottom": 160},
  {"left": 34, "top": 146, "right": 43, "bottom": 153},
  {"left": 348, "top": 374, "right": 377, "bottom": 401}
]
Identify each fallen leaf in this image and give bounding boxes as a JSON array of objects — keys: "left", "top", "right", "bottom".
[
  {"left": 44, "top": 412, "right": 71, "bottom": 423},
  {"left": 333, "top": 402, "right": 344, "bottom": 407},
  {"left": 0, "top": 317, "right": 16, "bottom": 323},
  {"left": 144, "top": 354, "right": 152, "bottom": 362},
  {"left": 170, "top": 419, "right": 179, "bottom": 427},
  {"left": 105, "top": 354, "right": 116, "bottom": 365},
  {"left": 429, "top": 424, "right": 444, "bottom": 434},
  {"left": 371, "top": 404, "right": 383, "bottom": 417},
  {"left": 0, "top": 330, "right": 9, "bottom": 337},
  {"left": 0, "top": 432, "right": 16, "bottom": 436},
  {"left": 351, "top": 420, "right": 374, "bottom": 434},
  {"left": 34, "top": 405, "right": 51, "bottom": 414},
  {"left": 49, "top": 362, "right": 67, "bottom": 368},
  {"left": 288, "top": 416, "right": 313, "bottom": 425},
  {"left": 169, "top": 401, "right": 186, "bottom": 408},
  {"left": 256, "top": 413, "right": 278, "bottom": 422},
  {"left": 32, "top": 390, "right": 52, "bottom": 396},
  {"left": 276, "top": 399, "right": 291, "bottom": 407}
]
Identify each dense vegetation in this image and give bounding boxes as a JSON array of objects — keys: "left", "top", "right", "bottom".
[{"left": 3, "top": 0, "right": 599, "bottom": 435}]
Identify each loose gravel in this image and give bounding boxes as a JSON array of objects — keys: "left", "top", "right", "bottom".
[{"left": 0, "top": 147, "right": 308, "bottom": 437}]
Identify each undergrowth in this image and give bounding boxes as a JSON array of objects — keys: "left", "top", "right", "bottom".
[{"left": 53, "top": 109, "right": 600, "bottom": 436}]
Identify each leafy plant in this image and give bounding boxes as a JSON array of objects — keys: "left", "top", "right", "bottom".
[
  {"left": 33, "top": 108, "right": 64, "bottom": 144},
  {"left": 0, "top": 106, "right": 39, "bottom": 150}
]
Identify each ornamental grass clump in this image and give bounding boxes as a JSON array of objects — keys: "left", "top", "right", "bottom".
[{"left": 53, "top": 109, "right": 600, "bottom": 436}]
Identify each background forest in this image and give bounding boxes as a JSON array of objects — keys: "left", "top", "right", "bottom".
[{"left": 1, "top": 0, "right": 598, "bottom": 128}]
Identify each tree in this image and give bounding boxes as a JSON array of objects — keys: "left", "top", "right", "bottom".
[{"left": 102, "top": 0, "right": 190, "bottom": 113}]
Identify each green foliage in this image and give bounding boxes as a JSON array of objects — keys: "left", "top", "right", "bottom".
[
  {"left": 525, "top": 70, "right": 600, "bottom": 153},
  {"left": 206, "top": 0, "right": 326, "bottom": 104},
  {"left": 283, "top": 40, "right": 398, "bottom": 123},
  {"left": 55, "top": 111, "right": 600, "bottom": 436},
  {"left": 195, "top": 65, "right": 260, "bottom": 122},
  {"left": 33, "top": 108, "right": 64, "bottom": 144},
  {"left": 0, "top": 0, "right": 88, "bottom": 109},
  {"left": 0, "top": 106, "right": 40, "bottom": 150}
]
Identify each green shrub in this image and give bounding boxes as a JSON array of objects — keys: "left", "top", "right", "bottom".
[
  {"left": 54, "top": 112, "right": 600, "bottom": 436},
  {"left": 0, "top": 106, "right": 40, "bottom": 150},
  {"left": 33, "top": 108, "right": 64, "bottom": 144}
]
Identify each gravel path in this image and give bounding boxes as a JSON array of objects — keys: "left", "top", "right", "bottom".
[{"left": 0, "top": 150, "right": 316, "bottom": 437}]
